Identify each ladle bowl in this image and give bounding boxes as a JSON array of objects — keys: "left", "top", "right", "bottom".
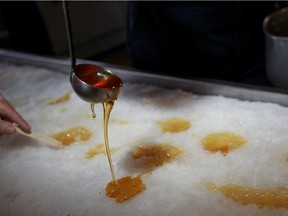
[
  {"left": 62, "top": 2, "right": 122, "bottom": 103},
  {"left": 70, "top": 64, "right": 123, "bottom": 103}
]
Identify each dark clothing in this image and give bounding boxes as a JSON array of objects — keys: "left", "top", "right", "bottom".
[{"left": 127, "top": 1, "right": 276, "bottom": 85}]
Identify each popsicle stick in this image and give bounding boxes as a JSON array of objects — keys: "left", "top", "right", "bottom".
[{"left": 13, "top": 125, "right": 61, "bottom": 147}]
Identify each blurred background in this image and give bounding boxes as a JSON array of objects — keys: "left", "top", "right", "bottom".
[
  {"left": 0, "top": 1, "right": 288, "bottom": 87},
  {"left": 0, "top": 1, "right": 131, "bottom": 66}
]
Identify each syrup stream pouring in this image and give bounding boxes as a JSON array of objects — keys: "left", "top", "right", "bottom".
[
  {"left": 62, "top": 1, "right": 121, "bottom": 183},
  {"left": 62, "top": 1, "right": 123, "bottom": 103}
]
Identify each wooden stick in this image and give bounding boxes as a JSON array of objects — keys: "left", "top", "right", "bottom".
[{"left": 13, "top": 125, "right": 61, "bottom": 147}]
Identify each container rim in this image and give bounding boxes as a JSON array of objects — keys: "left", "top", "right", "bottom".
[{"left": 263, "top": 7, "right": 288, "bottom": 40}]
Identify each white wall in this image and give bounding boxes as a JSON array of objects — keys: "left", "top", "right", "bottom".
[{"left": 37, "top": 1, "right": 127, "bottom": 58}]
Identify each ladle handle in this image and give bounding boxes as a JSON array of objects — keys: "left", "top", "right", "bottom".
[{"left": 62, "top": 0, "right": 76, "bottom": 71}]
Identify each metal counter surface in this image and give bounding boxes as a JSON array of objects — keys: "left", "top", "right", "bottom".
[{"left": 1, "top": 49, "right": 288, "bottom": 107}]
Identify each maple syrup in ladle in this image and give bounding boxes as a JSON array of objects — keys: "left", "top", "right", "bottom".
[
  {"left": 63, "top": 2, "right": 147, "bottom": 202},
  {"left": 62, "top": 1, "right": 122, "bottom": 183},
  {"left": 72, "top": 64, "right": 123, "bottom": 183}
]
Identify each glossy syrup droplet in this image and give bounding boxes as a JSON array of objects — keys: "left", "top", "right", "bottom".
[
  {"left": 90, "top": 103, "right": 96, "bottom": 118},
  {"left": 52, "top": 127, "right": 92, "bottom": 146},
  {"left": 131, "top": 143, "right": 184, "bottom": 171},
  {"left": 201, "top": 132, "right": 246, "bottom": 155},
  {"left": 157, "top": 117, "right": 191, "bottom": 133},
  {"left": 106, "top": 176, "right": 146, "bottom": 203},
  {"left": 208, "top": 183, "right": 288, "bottom": 208}
]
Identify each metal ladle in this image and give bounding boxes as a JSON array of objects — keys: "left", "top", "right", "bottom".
[{"left": 62, "top": 1, "right": 123, "bottom": 103}]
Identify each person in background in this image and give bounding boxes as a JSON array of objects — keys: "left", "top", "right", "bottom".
[
  {"left": 126, "top": 1, "right": 284, "bottom": 86},
  {"left": 0, "top": 93, "right": 31, "bottom": 137}
]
